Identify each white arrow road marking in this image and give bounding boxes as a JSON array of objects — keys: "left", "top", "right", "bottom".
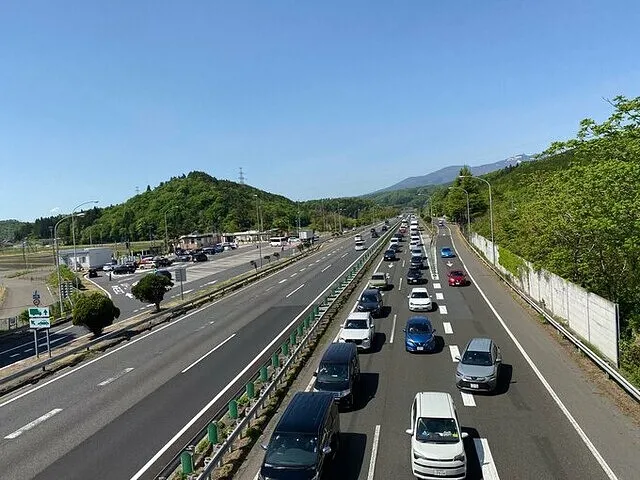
[
  {"left": 286, "top": 284, "right": 305, "bottom": 298},
  {"left": 461, "top": 392, "right": 476, "bottom": 407},
  {"left": 443, "top": 322, "right": 453, "bottom": 334},
  {"left": 5, "top": 408, "right": 63, "bottom": 439},
  {"left": 98, "top": 368, "right": 135, "bottom": 387},
  {"left": 125, "top": 293, "right": 134, "bottom": 299},
  {"left": 449, "top": 345, "right": 460, "bottom": 362}
]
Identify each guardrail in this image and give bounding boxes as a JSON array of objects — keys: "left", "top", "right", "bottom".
[
  {"left": 0, "top": 243, "right": 327, "bottom": 390},
  {"left": 455, "top": 224, "right": 640, "bottom": 403},
  {"left": 155, "top": 223, "right": 398, "bottom": 480}
]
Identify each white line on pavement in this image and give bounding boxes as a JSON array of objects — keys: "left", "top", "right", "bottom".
[
  {"left": 443, "top": 322, "right": 453, "bottom": 334},
  {"left": 278, "top": 279, "right": 287, "bottom": 284},
  {"left": 461, "top": 392, "right": 476, "bottom": 407},
  {"left": 366, "top": 425, "right": 381, "bottom": 480},
  {"left": 181, "top": 333, "right": 237, "bottom": 374},
  {"left": 290, "top": 272, "right": 297, "bottom": 277},
  {"left": 182, "top": 289, "right": 193, "bottom": 295},
  {"left": 390, "top": 314, "right": 397, "bottom": 344},
  {"left": 433, "top": 282, "right": 441, "bottom": 289},
  {"left": 49, "top": 337, "right": 67, "bottom": 344},
  {"left": 398, "top": 277, "right": 403, "bottom": 291},
  {"left": 439, "top": 305, "right": 448, "bottom": 315},
  {"left": 4, "top": 408, "right": 63, "bottom": 439},
  {"left": 265, "top": 286, "right": 274, "bottom": 292},
  {"left": 449, "top": 345, "right": 460, "bottom": 362},
  {"left": 9, "top": 353, "right": 20, "bottom": 358},
  {"left": 315, "top": 259, "right": 321, "bottom": 263},
  {"left": 435, "top": 292, "right": 444, "bottom": 300},
  {"left": 97, "top": 367, "right": 135, "bottom": 387},
  {"left": 321, "top": 264, "right": 332, "bottom": 273},
  {"left": 402, "top": 259, "right": 405, "bottom": 268},
  {"left": 146, "top": 304, "right": 155, "bottom": 308},
  {"left": 341, "top": 253, "right": 348, "bottom": 258},
  {"left": 300, "top": 267, "right": 306, "bottom": 272},
  {"left": 474, "top": 438, "right": 500, "bottom": 480},
  {"left": 286, "top": 284, "right": 305, "bottom": 298},
  {"left": 305, "top": 375, "right": 316, "bottom": 392}
]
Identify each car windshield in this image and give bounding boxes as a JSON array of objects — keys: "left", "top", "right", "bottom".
[
  {"left": 461, "top": 350, "right": 493, "bottom": 366},
  {"left": 415, "top": 418, "right": 460, "bottom": 443},
  {"left": 408, "top": 269, "right": 421, "bottom": 276},
  {"left": 385, "top": 250, "right": 394, "bottom": 255},
  {"left": 317, "top": 363, "right": 348, "bottom": 383},
  {"left": 408, "top": 323, "right": 431, "bottom": 334},
  {"left": 264, "top": 433, "right": 318, "bottom": 467},
  {"left": 345, "top": 319, "right": 368, "bottom": 329},
  {"left": 442, "top": 248, "right": 451, "bottom": 253},
  {"left": 361, "top": 293, "right": 378, "bottom": 303},
  {"left": 450, "top": 271, "right": 464, "bottom": 277},
  {"left": 411, "top": 291, "right": 429, "bottom": 299},
  {"left": 372, "top": 275, "right": 385, "bottom": 281}
]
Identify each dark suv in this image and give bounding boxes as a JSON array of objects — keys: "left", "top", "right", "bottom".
[
  {"left": 357, "top": 288, "right": 383, "bottom": 317},
  {"left": 192, "top": 252, "right": 208, "bottom": 262},
  {"left": 406, "top": 268, "right": 424, "bottom": 284}
]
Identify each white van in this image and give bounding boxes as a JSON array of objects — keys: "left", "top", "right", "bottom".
[
  {"left": 406, "top": 392, "right": 468, "bottom": 479},
  {"left": 355, "top": 240, "right": 366, "bottom": 251}
]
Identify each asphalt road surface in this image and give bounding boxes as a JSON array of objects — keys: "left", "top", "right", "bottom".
[{"left": 0, "top": 227, "right": 388, "bottom": 480}]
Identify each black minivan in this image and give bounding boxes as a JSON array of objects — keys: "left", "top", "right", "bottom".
[
  {"left": 260, "top": 391, "right": 340, "bottom": 480},
  {"left": 313, "top": 343, "right": 360, "bottom": 409}
]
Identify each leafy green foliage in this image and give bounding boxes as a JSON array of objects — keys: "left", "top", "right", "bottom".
[
  {"left": 131, "top": 273, "right": 174, "bottom": 311},
  {"left": 0, "top": 220, "right": 27, "bottom": 242},
  {"left": 72, "top": 292, "right": 120, "bottom": 336}
]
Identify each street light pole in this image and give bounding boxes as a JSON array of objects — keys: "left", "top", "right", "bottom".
[
  {"left": 54, "top": 214, "right": 75, "bottom": 315},
  {"left": 254, "top": 194, "right": 262, "bottom": 267},
  {"left": 449, "top": 186, "right": 470, "bottom": 237},
  {"left": 459, "top": 176, "right": 495, "bottom": 264},
  {"left": 71, "top": 200, "right": 99, "bottom": 271}
]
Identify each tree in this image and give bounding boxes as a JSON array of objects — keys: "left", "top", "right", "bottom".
[
  {"left": 131, "top": 273, "right": 173, "bottom": 312},
  {"left": 72, "top": 292, "right": 120, "bottom": 336}
]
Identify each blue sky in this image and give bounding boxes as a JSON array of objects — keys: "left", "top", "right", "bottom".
[{"left": 1, "top": 0, "right": 639, "bottom": 221}]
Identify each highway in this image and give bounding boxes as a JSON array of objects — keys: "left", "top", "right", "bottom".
[
  {"left": 0, "top": 242, "right": 295, "bottom": 368},
  {"left": 0, "top": 227, "right": 385, "bottom": 480},
  {"left": 240, "top": 219, "right": 640, "bottom": 480}
]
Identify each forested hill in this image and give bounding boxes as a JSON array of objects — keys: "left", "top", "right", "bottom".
[
  {"left": 437, "top": 95, "right": 640, "bottom": 383},
  {"left": 10, "top": 171, "right": 397, "bottom": 244},
  {"left": 0, "top": 220, "right": 25, "bottom": 242}
]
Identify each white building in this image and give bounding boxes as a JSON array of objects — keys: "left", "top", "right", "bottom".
[{"left": 58, "top": 247, "right": 113, "bottom": 270}]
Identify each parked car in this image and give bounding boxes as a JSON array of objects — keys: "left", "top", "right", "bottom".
[
  {"left": 383, "top": 249, "right": 397, "bottom": 261},
  {"left": 406, "top": 392, "right": 468, "bottom": 479},
  {"left": 88, "top": 268, "right": 98, "bottom": 278},
  {"left": 357, "top": 288, "right": 383, "bottom": 317},
  {"left": 368, "top": 272, "right": 390, "bottom": 290},
  {"left": 407, "top": 287, "right": 433, "bottom": 312},
  {"left": 338, "top": 312, "right": 376, "bottom": 351},
  {"left": 213, "top": 244, "right": 225, "bottom": 253},
  {"left": 155, "top": 269, "right": 172, "bottom": 281},
  {"left": 192, "top": 252, "right": 208, "bottom": 262},
  {"left": 447, "top": 270, "right": 468, "bottom": 286},
  {"left": 403, "top": 316, "right": 436, "bottom": 352},
  {"left": 154, "top": 257, "right": 172, "bottom": 267},
  {"left": 113, "top": 264, "right": 136, "bottom": 274},
  {"left": 440, "top": 247, "right": 455, "bottom": 258},
  {"left": 102, "top": 264, "right": 114, "bottom": 272},
  {"left": 455, "top": 337, "right": 502, "bottom": 392},
  {"left": 406, "top": 268, "right": 424, "bottom": 285},
  {"left": 202, "top": 247, "right": 217, "bottom": 255}
]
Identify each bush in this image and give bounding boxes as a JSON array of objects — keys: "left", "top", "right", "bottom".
[{"left": 72, "top": 291, "right": 120, "bottom": 336}]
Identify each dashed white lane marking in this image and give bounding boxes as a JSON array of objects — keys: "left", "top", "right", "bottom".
[
  {"left": 433, "top": 282, "right": 441, "bottom": 289},
  {"left": 461, "top": 392, "right": 477, "bottom": 407},
  {"left": 290, "top": 272, "right": 298, "bottom": 277},
  {"left": 278, "top": 279, "right": 287, "bottom": 284},
  {"left": 341, "top": 253, "right": 349, "bottom": 258},
  {"left": 439, "top": 305, "right": 448, "bottom": 315},
  {"left": 474, "top": 438, "right": 501, "bottom": 479},
  {"left": 305, "top": 375, "right": 316, "bottom": 392},
  {"left": 300, "top": 268, "right": 306, "bottom": 272},
  {"left": 181, "top": 333, "right": 237, "bottom": 373},
  {"left": 182, "top": 289, "right": 194, "bottom": 294},
  {"left": 9, "top": 353, "right": 20, "bottom": 358},
  {"left": 321, "top": 264, "right": 332, "bottom": 273},
  {"left": 402, "top": 259, "right": 406, "bottom": 268},
  {"left": 286, "top": 284, "right": 305, "bottom": 298},
  {"left": 390, "top": 314, "right": 397, "bottom": 344},
  {"left": 398, "top": 277, "right": 403, "bottom": 291},
  {"left": 366, "top": 425, "right": 382, "bottom": 480},
  {"left": 265, "top": 286, "right": 274, "bottom": 292},
  {"left": 443, "top": 322, "right": 453, "bottom": 334},
  {"left": 315, "top": 259, "right": 321, "bottom": 263},
  {"left": 146, "top": 304, "right": 155, "bottom": 308},
  {"left": 5, "top": 408, "right": 63, "bottom": 439},
  {"left": 449, "top": 345, "right": 460, "bottom": 362},
  {"left": 98, "top": 367, "right": 135, "bottom": 387},
  {"left": 435, "top": 292, "right": 444, "bottom": 300},
  {"left": 50, "top": 337, "right": 66, "bottom": 344}
]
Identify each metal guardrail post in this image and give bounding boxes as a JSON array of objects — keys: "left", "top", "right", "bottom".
[{"left": 228, "top": 399, "right": 238, "bottom": 420}]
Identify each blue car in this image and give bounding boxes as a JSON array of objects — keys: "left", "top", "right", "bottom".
[
  {"left": 440, "top": 247, "right": 455, "bottom": 258},
  {"left": 404, "top": 316, "right": 437, "bottom": 353}
]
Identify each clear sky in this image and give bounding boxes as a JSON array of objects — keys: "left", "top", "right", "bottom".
[{"left": 1, "top": 0, "right": 639, "bottom": 221}]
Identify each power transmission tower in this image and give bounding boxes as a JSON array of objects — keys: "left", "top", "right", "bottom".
[{"left": 239, "top": 167, "right": 246, "bottom": 184}]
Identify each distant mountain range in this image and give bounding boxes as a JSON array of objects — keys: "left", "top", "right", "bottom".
[{"left": 372, "top": 154, "right": 534, "bottom": 193}]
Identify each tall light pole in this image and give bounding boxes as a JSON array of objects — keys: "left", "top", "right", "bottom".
[
  {"left": 71, "top": 200, "right": 99, "bottom": 271},
  {"left": 449, "top": 186, "right": 470, "bottom": 237},
  {"left": 164, "top": 206, "right": 178, "bottom": 254},
  {"left": 254, "top": 194, "right": 262, "bottom": 267},
  {"left": 459, "top": 176, "right": 495, "bottom": 264},
  {"left": 54, "top": 213, "right": 84, "bottom": 315},
  {"left": 297, "top": 201, "right": 301, "bottom": 237}
]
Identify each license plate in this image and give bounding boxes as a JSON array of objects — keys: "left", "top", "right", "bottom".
[
  {"left": 434, "top": 469, "right": 447, "bottom": 476},
  {"left": 417, "top": 346, "right": 424, "bottom": 351},
  {"left": 470, "top": 383, "right": 479, "bottom": 389}
]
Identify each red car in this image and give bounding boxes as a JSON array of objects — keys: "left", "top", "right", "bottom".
[{"left": 447, "top": 270, "right": 468, "bottom": 286}]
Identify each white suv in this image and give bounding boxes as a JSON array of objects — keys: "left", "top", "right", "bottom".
[
  {"left": 338, "top": 312, "right": 375, "bottom": 351},
  {"left": 407, "top": 392, "right": 468, "bottom": 479}
]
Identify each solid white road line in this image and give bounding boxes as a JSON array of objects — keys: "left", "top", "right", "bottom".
[
  {"left": 439, "top": 305, "right": 448, "bottom": 315},
  {"left": 474, "top": 438, "right": 501, "bottom": 480},
  {"left": 449, "top": 345, "right": 460, "bottom": 362},
  {"left": 278, "top": 279, "right": 287, "bottom": 284},
  {"left": 435, "top": 292, "right": 444, "bottom": 300},
  {"left": 182, "top": 289, "right": 193, "bottom": 295},
  {"left": 97, "top": 367, "right": 135, "bottom": 387},
  {"left": 366, "top": 425, "right": 381, "bottom": 480},
  {"left": 461, "top": 391, "right": 476, "bottom": 407},
  {"left": 443, "top": 322, "right": 453, "bottom": 334},
  {"left": 4, "top": 408, "right": 63, "bottom": 439},
  {"left": 433, "top": 282, "right": 441, "bottom": 289},
  {"left": 446, "top": 226, "right": 619, "bottom": 480},
  {"left": 321, "top": 264, "right": 332, "bottom": 273},
  {"left": 286, "top": 284, "right": 305, "bottom": 298},
  {"left": 305, "top": 375, "right": 316, "bottom": 392},
  {"left": 390, "top": 314, "right": 397, "bottom": 344},
  {"left": 398, "top": 277, "right": 403, "bottom": 291},
  {"left": 49, "top": 337, "right": 67, "bottom": 344},
  {"left": 181, "top": 333, "right": 237, "bottom": 374}
]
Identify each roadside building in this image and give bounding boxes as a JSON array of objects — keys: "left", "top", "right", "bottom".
[{"left": 58, "top": 247, "right": 113, "bottom": 270}]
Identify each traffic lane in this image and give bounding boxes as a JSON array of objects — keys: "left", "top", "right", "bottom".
[
  {"left": 0, "top": 325, "right": 78, "bottom": 368},
  {"left": 432, "top": 230, "right": 611, "bottom": 479},
  {"left": 445, "top": 226, "right": 640, "bottom": 479}
]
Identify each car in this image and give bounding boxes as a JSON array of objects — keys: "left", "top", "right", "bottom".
[
  {"left": 371, "top": 230, "right": 379, "bottom": 238},
  {"left": 447, "top": 270, "right": 468, "bottom": 286},
  {"left": 102, "top": 264, "right": 114, "bottom": 272},
  {"left": 381, "top": 225, "right": 388, "bottom": 231},
  {"left": 175, "top": 254, "right": 191, "bottom": 262},
  {"left": 154, "top": 257, "right": 172, "bottom": 267},
  {"left": 406, "top": 268, "right": 424, "bottom": 285},
  {"left": 113, "top": 264, "right": 136, "bottom": 274},
  {"left": 370, "top": 228, "right": 376, "bottom": 233},
  {"left": 192, "top": 252, "right": 208, "bottom": 262},
  {"left": 313, "top": 343, "right": 360, "bottom": 408},
  {"left": 403, "top": 316, "right": 436, "bottom": 352},
  {"left": 213, "top": 244, "right": 225, "bottom": 253},
  {"left": 407, "top": 287, "right": 433, "bottom": 312},
  {"left": 455, "top": 337, "right": 502, "bottom": 392},
  {"left": 406, "top": 392, "right": 468, "bottom": 479},
  {"left": 338, "top": 312, "right": 376, "bottom": 351},
  {"left": 389, "top": 243, "right": 400, "bottom": 252},
  {"left": 410, "top": 247, "right": 423, "bottom": 258},
  {"left": 368, "top": 272, "right": 390, "bottom": 290},
  {"left": 155, "top": 269, "right": 172, "bottom": 281},
  {"left": 410, "top": 256, "right": 425, "bottom": 269},
  {"left": 88, "top": 268, "right": 98, "bottom": 278},
  {"left": 394, "top": 233, "right": 403, "bottom": 241},
  {"left": 440, "top": 247, "right": 455, "bottom": 258},
  {"left": 202, "top": 247, "right": 217, "bottom": 255},
  {"left": 383, "top": 249, "right": 397, "bottom": 261},
  {"left": 357, "top": 288, "right": 383, "bottom": 317}
]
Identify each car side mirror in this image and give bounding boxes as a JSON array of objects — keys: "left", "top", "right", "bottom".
[
  {"left": 496, "top": 356, "right": 502, "bottom": 363},
  {"left": 322, "top": 445, "right": 332, "bottom": 455},
  {"left": 260, "top": 443, "right": 268, "bottom": 450},
  {"left": 461, "top": 432, "right": 469, "bottom": 439},
  {"left": 402, "top": 328, "right": 406, "bottom": 332},
  {"left": 407, "top": 295, "right": 410, "bottom": 298},
  {"left": 405, "top": 428, "right": 413, "bottom": 435}
]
